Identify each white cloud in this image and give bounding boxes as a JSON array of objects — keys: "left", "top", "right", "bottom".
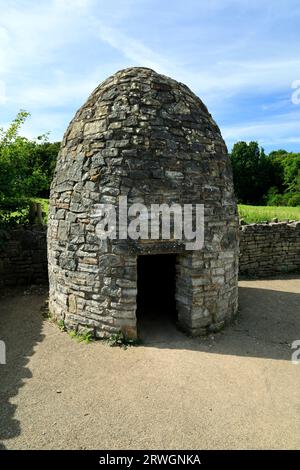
[
  {"left": 0, "top": 0, "right": 92, "bottom": 75},
  {"left": 10, "top": 73, "right": 100, "bottom": 108},
  {"left": 0, "top": 0, "right": 300, "bottom": 150},
  {"left": 54, "top": 0, "right": 91, "bottom": 8},
  {"left": 94, "top": 22, "right": 171, "bottom": 73},
  {"left": 0, "top": 0, "right": 101, "bottom": 109},
  {"left": 1, "top": 1, "right": 298, "bottom": 103},
  {"left": 91, "top": 19, "right": 300, "bottom": 101},
  {"left": 18, "top": 110, "right": 72, "bottom": 141},
  {"left": 222, "top": 112, "right": 300, "bottom": 148},
  {"left": 0, "top": 80, "right": 6, "bottom": 104}
]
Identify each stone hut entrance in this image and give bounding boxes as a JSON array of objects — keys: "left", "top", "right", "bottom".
[
  {"left": 136, "top": 254, "right": 177, "bottom": 338},
  {"left": 47, "top": 67, "right": 239, "bottom": 340}
]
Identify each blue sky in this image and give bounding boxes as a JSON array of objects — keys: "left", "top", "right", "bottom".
[{"left": 1, "top": 0, "right": 300, "bottom": 152}]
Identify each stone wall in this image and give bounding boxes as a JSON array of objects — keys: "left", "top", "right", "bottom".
[
  {"left": 0, "top": 226, "right": 48, "bottom": 289},
  {"left": 239, "top": 222, "right": 300, "bottom": 276},
  {"left": 0, "top": 221, "right": 299, "bottom": 290}
]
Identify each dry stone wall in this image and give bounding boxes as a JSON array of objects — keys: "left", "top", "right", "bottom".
[
  {"left": 239, "top": 221, "right": 300, "bottom": 276},
  {"left": 0, "top": 226, "right": 48, "bottom": 289},
  {"left": 0, "top": 222, "right": 299, "bottom": 292}
]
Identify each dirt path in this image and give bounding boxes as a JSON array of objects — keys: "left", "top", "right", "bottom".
[{"left": 0, "top": 277, "right": 300, "bottom": 450}]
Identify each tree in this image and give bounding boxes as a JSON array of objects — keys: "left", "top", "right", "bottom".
[
  {"left": 268, "top": 151, "right": 300, "bottom": 205},
  {"left": 22, "top": 137, "right": 60, "bottom": 198},
  {"left": 0, "top": 111, "right": 32, "bottom": 220},
  {"left": 0, "top": 110, "right": 60, "bottom": 224},
  {"left": 230, "top": 141, "right": 272, "bottom": 204}
]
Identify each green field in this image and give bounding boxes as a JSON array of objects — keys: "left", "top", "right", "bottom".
[
  {"left": 28, "top": 200, "right": 300, "bottom": 225},
  {"left": 2, "top": 198, "right": 300, "bottom": 225},
  {"left": 238, "top": 204, "right": 300, "bottom": 223}
]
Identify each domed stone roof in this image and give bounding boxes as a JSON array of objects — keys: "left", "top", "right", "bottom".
[{"left": 48, "top": 67, "right": 239, "bottom": 339}]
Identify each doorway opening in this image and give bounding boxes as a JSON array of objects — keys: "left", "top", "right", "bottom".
[{"left": 136, "top": 254, "right": 177, "bottom": 339}]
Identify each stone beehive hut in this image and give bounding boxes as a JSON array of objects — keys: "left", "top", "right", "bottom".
[{"left": 48, "top": 67, "right": 239, "bottom": 339}]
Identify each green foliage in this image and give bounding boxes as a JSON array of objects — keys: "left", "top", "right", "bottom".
[
  {"left": 0, "top": 111, "right": 60, "bottom": 225},
  {"left": 231, "top": 142, "right": 300, "bottom": 206},
  {"left": 270, "top": 151, "right": 300, "bottom": 192},
  {"left": 0, "top": 196, "right": 31, "bottom": 225},
  {"left": 107, "top": 331, "right": 141, "bottom": 348},
  {"left": 68, "top": 330, "right": 93, "bottom": 344},
  {"left": 285, "top": 193, "right": 300, "bottom": 206},
  {"left": 29, "top": 197, "right": 49, "bottom": 222},
  {"left": 230, "top": 141, "right": 271, "bottom": 205},
  {"left": 1, "top": 111, "right": 299, "bottom": 228},
  {"left": 0, "top": 111, "right": 32, "bottom": 223},
  {"left": 266, "top": 187, "right": 300, "bottom": 207},
  {"left": 0, "top": 109, "right": 29, "bottom": 145},
  {"left": 57, "top": 319, "right": 66, "bottom": 331},
  {"left": 27, "top": 139, "right": 60, "bottom": 198}
]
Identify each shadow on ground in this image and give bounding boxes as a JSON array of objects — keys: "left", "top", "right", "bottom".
[
  {"left": 138, "top": 280, "right": 300, "bottom": 361},
  {"left": 0, "top": 278, "right": 299, "bottom": 449},
  {"left": 0, "top": 289, "right": 46, "bottom": 450}
]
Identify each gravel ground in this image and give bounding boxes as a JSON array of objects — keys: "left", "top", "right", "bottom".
[{"left": 0, "top": 276, "right": 300, "bottom": 450}]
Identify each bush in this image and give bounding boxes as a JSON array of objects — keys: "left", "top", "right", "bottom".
[
  {"left": 231, "top": 142, "right": 300, "bottom": 206},
  {"left": 0, "top": 111, "right": 59, "bottom": 225},
  {"left": 266, "top": 187, "right": 300, "bottom": 207},
  {"left": 0, "top": 196, "right": 30, "bottom": 225},
  {"left": 286, "top": 192, "right": 300, "bottom": 207}
]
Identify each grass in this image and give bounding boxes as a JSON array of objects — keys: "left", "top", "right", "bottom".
[
  {"left": 32, "top": 199, "right": 300, "bottom": 224},
  {"left": 45, "top": 314, "right": 92, "bottom": 344},
  {"left": 107, "top": 331, "right": 141, "bottom": 348},
  {"left": 2, "top": 196, "right": 299, "bottom": 225},
  {"left": 68, "top": 330, "right": 93, "bottom": 344},
  {"left": 57, "top": 319, "right": 65, "bottom": 331},
  {"left": 37, "top": 198, "right": 299, "bottom": 224},
  {"left": 238, "top": 204, "right": 300, "bottom": 224}
]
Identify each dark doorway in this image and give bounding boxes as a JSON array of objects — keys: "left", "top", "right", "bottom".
[{"left": 136, "top": 254, "right": 177, "bottom": 340}]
